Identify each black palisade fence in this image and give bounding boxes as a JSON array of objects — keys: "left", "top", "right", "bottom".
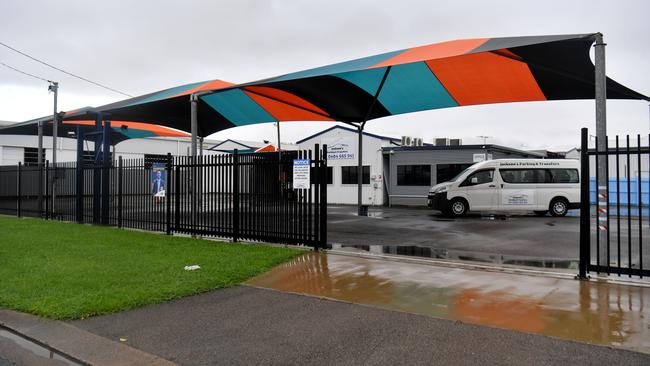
[
  {"left": 0, "top": 145, "right": 328, "bottom": 249},
  {"left": 579, "top": 128, "right": 649, "bottom": 279}
]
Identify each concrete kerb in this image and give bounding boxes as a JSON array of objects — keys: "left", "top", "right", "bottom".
[
  {"left": 0, "top": 309, "right": 177, "bottom": 366},
  {"left": 326, "top": 248, "right": 650, "bottom": 289}
]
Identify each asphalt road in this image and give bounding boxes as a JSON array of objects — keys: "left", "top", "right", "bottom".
[
  {"left": 73, "top": 286, "right": 650, "bottom": 366},
  {"left": 327, "top": 205, "right": 650, "bottom": 269}
]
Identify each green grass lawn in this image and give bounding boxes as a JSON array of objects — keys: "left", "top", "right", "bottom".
[{"left": 0, "top": 216, "right": 303, "bottom": 320}]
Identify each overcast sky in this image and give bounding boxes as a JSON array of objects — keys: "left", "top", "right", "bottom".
[{"left": 1, "top": 0, "right": 648, "bottom": 150}]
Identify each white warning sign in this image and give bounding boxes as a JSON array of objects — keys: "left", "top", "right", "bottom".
[{"left": 293, "top": 159, "right": 311, "bottom": 189}]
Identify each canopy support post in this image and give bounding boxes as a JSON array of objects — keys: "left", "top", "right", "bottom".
[
  {"left": 101, "top": 119, "right": 111, "bottom": 225},
  {"left": 595, "top": 33, "right": 607, "bottom": 265},
  {"left": 357, "top": 66, "right": 392, "bottom": 216},
  {"left": 190, "top": 94, "right": 198, "bottom": 237}
]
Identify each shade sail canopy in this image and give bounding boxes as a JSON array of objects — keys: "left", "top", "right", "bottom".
[
  {"left": 0, "top": 117, "right": 190, "bottom": 145},
  {"left": 63, "top": 34, "right": 648, "bottom": 136}
]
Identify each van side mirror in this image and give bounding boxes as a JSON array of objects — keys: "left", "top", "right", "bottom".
[{"left": 470, "top": 177, "right": 478, "bottom": 184}]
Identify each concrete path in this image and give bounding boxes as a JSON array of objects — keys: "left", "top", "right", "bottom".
[
  {"left": 72, "top": 285, "right": 649, "bottom": 366},
  {"left": 0, "top": 309, "right": 175, "bottom": 366}
]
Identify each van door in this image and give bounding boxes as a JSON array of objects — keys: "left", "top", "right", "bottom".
[
  {"left": 498, "top": 169, "right": 538, "bottom": 211},
  {"left": 457, "top": 169, "right": 497, "bottom": 210}
]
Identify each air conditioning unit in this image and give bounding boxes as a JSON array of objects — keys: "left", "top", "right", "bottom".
[
  {"left": 401, "top": 136, "right": 408, "bottom": 146},
  {"left": 415, "top": 138, "right": 423, "bottom": 146},
  {"left": 435, "top": 138, "right": 450, "bottom": 146},
  {"left": 404, "top": 136, "right": 412, "bottom": 146},
  {"left": 450, "top": 138, "right": 462, "bottom": 146}
]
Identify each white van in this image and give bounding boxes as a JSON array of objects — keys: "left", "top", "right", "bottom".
[{"left": 427, "top": 159, "right": 580, "bottom": 217}]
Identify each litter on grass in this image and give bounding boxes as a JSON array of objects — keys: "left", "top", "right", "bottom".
[{"left": 184, "top": 265, "right": 201, "bottom": 271}]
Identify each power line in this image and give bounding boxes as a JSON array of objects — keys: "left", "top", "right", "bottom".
[
  {"left": 0, "top": 60, "right": 52, "bottom": 83},
  {"left": 0, "top": 41, "right": 133, "bottom": 97}
]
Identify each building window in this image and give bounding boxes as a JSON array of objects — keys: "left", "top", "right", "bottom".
[
  {"left": 436, "top": 163, "right": 472, "bottom": 184},
  {"left": 341, "top": 166, "right": 369, "bottom": 184},
  {"left": 326, "top": 166, "right": 333, "bottom": 184},
  {"left": 397, "top": 165, "right": 431, "bottom": 186},
  {"left": 82, "top": 150, "right": 113, "bottom": 163},
  {"left": 23, "top": 147, "right": 45, "bottom": 166}
]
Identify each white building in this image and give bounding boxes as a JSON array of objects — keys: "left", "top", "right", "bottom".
[{"left": 296, "top": 125, "right": 400, "bottom": 206}]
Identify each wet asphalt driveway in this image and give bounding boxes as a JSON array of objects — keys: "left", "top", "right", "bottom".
[{"left": 327, "top": 205, "right": 650, "bottom": 269}]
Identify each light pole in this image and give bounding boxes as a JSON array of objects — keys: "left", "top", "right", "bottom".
[{"left": 48, "top": 81, "right": 59, "bottom": 216}]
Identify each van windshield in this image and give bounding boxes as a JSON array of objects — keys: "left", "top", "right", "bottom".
[{"left": 451, "top": 167, "right": 473, "bottom": 182}]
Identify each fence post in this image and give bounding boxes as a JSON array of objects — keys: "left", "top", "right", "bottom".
[
  {"left": 166, "top": 153, "right": 172, "bottom": 235},
  {"left": 17, "top": 162, "right": 22, "bottom": 218},
  {"left": 76, "top": 131, "right": 84, "bottom": 224},
  {"left": 233, "top": 149, "right": 239, "bottom": 242},
  {"left": 118, "top": 156, "right": 123, "bottom": 228},
  {"left": 45, "top": 160, "right": 49, "bottom": 219},
  {"left": 578, "top": 128, "right": 590, "bottom": 279},
  {"left": 320, "top": 144, "right": 328, "bottom": 250},
  {"left": 175, "top": 158, "right": 180, "bottom": 230}
]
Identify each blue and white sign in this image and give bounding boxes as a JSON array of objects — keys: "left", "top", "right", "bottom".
[{"left": 293, "top": 159, "right": 311, "bottom": 189}]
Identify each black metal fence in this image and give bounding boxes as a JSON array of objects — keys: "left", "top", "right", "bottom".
[
  {"left": 0, "top": 146, "right": 328, "bottom": 249},
  {"left": 579, "top": 128, "right": 649, "bottom": 278}
]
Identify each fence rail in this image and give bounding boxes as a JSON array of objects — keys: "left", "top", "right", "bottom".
[{"left": 0, "top": 146, "right": 328, "bottom": 249}]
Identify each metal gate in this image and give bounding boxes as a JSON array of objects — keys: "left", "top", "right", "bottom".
[
  {"left": 171, "top": 146, "right": 327, "bottom": 247},
  {"left": 579, "top": 128, "right": 650, "bottom": 278}
]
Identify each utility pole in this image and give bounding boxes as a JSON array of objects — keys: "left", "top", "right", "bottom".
[{"left": 49, "top": 81, "right": 59, "bottom": 216}]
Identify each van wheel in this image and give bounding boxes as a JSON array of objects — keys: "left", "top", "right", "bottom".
[
  {"left": 549, "top": 198, "right": 569, "bottom": 217},
  {"left": 449, "top": 198, "right": 468, "bottom": 217},
  {"left": 534, "top": 211, "right": 547, "bottom": 217}
]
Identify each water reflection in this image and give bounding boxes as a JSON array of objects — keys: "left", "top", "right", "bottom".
[
  {"left": 328, "top": 244, "right": 579, "bottom": 270},
  {"left": 248, "top": 252, "right": 650, "bottom": 353},
  {"left": 0, "top": 328, "right": 82, "bottom": 365}
]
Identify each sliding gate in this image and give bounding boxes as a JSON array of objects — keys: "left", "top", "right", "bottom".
[
  {"left": 579, "top": 128, "right": 650, "bottom": 279},
  {"left": 172, "top": 146, "right": 327, "bottom": 247}
]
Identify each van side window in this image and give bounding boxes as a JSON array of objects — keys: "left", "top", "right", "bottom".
[
  {"left": 549, "top": 169, "right": 579, "bottom": 183},
  {"left": 500, "top": 169, "right": 579, "bottom": 184},
  {"left": 460, "top": 169, "right": 494, "bottom": 187}
]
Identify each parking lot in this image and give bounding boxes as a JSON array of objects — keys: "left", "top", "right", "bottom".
[{"left": 327, "top": 205, "right": 650, "bottom": 271}]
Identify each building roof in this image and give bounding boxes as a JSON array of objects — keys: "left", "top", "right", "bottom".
[
  {"left": 382, "top": 144, "right": 546, "bottom": 158},
  {"left": 296, "top": 125, "right": 400, "bottom": 144}
]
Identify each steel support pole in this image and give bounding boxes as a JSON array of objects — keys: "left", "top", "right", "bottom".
[
  {"left": 37, "top": 120, "right": 43, "bottom": 216},
  {"left": 101, "top": 119, "right": 111, "bottom": 225},
  {"left": 357, "top": 124, "right": 364, "bottom": 215},
  {"left": 93, "top": 113, "right": 102, "bottom": 224},
  {"left": 356, "top": 66, "right": 392, "bottom": 216},
  {"left": 50, "top": 82, "right": 58, "bottom": 216},
  {"left": 595, "top": 33, "right": 608, "bottom": 267},
  {"left": 190, "top": 94, "right": 198, "bottom": 236},
  {"left": 76, "top": 126, "right": 84, "bottom": 223}
]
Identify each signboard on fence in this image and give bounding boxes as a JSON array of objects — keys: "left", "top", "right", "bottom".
[
  {"left": 151, "top": 163, "right": 166, "bottom": 197},
  {"left": 293, "top": 159, "right": 310, "bottom": 189}
]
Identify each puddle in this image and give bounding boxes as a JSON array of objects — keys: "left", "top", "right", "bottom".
[
  {"left": 328, "top": 244, "right": 579, "bottom": 270},
  {"left": 248, "top": 252, "right": 650, "bottom": 354},
  {"left": 0, "top": 328, "right": 83, "bottom": 366}
]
